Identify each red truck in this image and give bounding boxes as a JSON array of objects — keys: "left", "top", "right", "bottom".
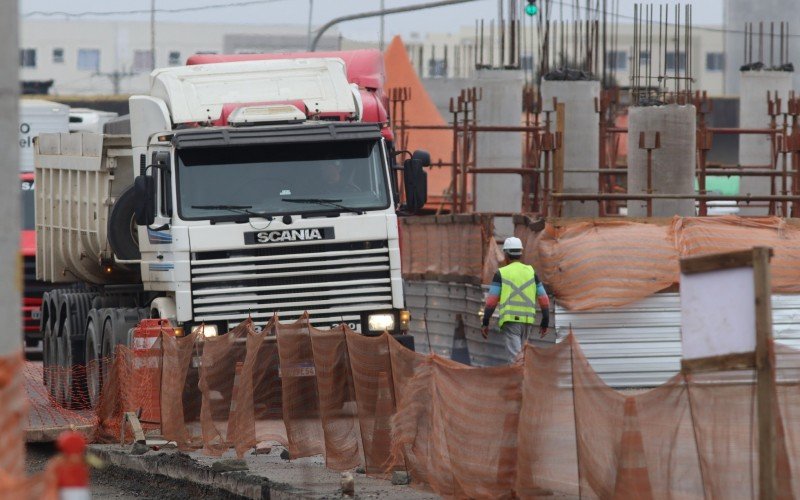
[{"left": 21, "top": 172, "right": 50, "bottom": 347}]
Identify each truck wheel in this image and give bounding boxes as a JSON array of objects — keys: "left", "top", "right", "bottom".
[
  {"left": 84, "top": 310, "right": 104, "bottom": 408},
  {"left": 108, "top": 186, "right": 141, "bottom": 261},
  {"left": 42, "top": 322, "right": 53, "bottom": 389},
  {"left": 57, "top": 293, "right": 96, "bottom": 409}
]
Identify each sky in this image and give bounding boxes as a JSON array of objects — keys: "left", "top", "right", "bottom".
[{"left": 20, "top": 0, "right": 725, "bottom": 42}]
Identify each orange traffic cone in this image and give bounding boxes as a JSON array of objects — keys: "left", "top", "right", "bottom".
[
  {"left": 54, "top": 431, "right": 90, "bottom": 499},
  {"left": 613, "top": 398, "right": 653, "bottom": 499}
]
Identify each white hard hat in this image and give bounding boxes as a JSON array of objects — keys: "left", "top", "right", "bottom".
[{"left": 502, "top": 237, "right": 523, "bottom": 255}]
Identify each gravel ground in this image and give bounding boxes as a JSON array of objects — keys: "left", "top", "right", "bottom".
[{"left": 27, "top": 443, "right": 241, "bottom": 499}]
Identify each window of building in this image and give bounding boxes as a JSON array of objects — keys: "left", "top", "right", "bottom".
[
  {"left": 77, "top": 49, "right": 100, "bottom": 71},
  {"left": 19, "top": 49, "right": 36, "bottom": 68},
  {"left": 706, "top": 52, "right": 724, "bottom": 71},
  {"left": 639, "top": 51, "right": 650, "bottom": 65},
  {"left": 168, "top": 51, "right": 181, "bottom": 66},
  {"left": 665, "top": 52, "right": 687, "bottom": 71},
  {"left": 53, "top": 48, "right": 64, "bottom": 64},
  {"left": 133, "top": 50, "right": 154, "bottom": 72},
  {"left": 428, "top": 58, "right": 447, "bottom": 78},
  {"left": 605, "top": 51, "right": 626, "bottom": 70}
]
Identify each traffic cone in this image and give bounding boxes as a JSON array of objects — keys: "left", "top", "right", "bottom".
[
  {"left": 613, "top": 398, "right": 653, "bottom": 499},
  {"left": 450, "top": 314, "right": 471, "bottom": 365},
  {"left": 54, "top": 431, "right": 90, "bottom": 500}
]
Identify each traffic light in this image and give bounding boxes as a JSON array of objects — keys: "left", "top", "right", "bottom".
[{"left": 525, "top": 0, "right": 538, "bottom": 16}]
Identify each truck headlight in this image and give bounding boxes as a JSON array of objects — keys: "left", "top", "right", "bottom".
[
  {"left": 191, "top": 324, "right": 218, "bottom": 337},
  {"left": 367, "top": 313, "right": 395, "bottom": 332}
]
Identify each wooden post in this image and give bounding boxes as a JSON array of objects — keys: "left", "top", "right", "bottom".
[
  {"left": 554, "top": 103, "right": 566, "bottom": 217},
  {"left": 753, "top": 246, "right": 776, "bottom": 500}
]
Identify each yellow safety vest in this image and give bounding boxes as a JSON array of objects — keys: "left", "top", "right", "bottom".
[{"left": 498, "top": 261, "right": 538, "bottom": 327}]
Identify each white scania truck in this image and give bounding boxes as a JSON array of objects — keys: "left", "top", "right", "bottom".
[{"left": 35, "top": 51, "right": 428, "bottom": 407}]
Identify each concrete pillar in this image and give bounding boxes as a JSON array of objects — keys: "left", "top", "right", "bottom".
[
  {"left": 723, "top": 0, "right": 800, "bottom": 94},
  {"left": 738, "top": 71, "right": 793, "bottom": 215},
  {"left": 474, "top": 69, "right": 524, "bottom": 238},
  {"left": 540, "top": 80, "right": 601, "bottom": 217},
  {"left": 627, "top": 105, "right": 696, "bottom": 217},
  {"left": 0, "top": 0, "right": 20, "bottom": 355}
]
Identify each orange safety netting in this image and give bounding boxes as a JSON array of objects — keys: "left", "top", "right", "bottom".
[
  {"left": 391, "top": 334, "right": 800, "bottom": 499},
  {"left": 517, "top": 216, "right": 800, "bottom": 310},
  {"left": 676, "top": 216, "right": 800, "bottom": 293},
  {"left": 400, "top": 215, "right": 493, "bottom": 282},
  {"left": 345, "top": 330, "right": 403, "bottom": 477}
]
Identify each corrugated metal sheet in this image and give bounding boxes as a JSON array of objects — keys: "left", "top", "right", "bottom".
[
  {"left": 404, "top": 280, "right": 553, "bottom": 366},
  {"left": 556, "top": 293, "right": 800, "bottom": 388}
]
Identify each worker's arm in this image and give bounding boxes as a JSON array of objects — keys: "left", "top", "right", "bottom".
[
  {"left": 536, "top": 276, "right": 551, "bottom": 337},
  {"left": 481, "top": 271, "right": 502, "bottom": 338}
]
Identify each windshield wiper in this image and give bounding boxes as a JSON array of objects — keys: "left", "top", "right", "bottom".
[
  {"left": 191, "top": 204, "right": 273, "bottom": 220},
  {"left": 281, "top": 198, "right": 365, "bottom": 214}
]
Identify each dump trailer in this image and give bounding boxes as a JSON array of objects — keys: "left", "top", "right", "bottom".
[{"left": 35, "top": 51, "right": 428, "bottom": 408}]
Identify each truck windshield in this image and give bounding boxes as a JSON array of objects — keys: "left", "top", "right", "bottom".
[
  {"left": 21, "top": 178, "right": 34, "bottom": 230},
  {"left": 177, "top": 140, "right": 390, "bottom": 220}
]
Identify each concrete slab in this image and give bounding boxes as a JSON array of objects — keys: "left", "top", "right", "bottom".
[{"left": 89, "top": 444, "right": 440, "bottom": 500}]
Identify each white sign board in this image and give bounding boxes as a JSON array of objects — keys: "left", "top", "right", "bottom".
[{"left": 680, "top": 266, "right": 756, "bottom": 360}]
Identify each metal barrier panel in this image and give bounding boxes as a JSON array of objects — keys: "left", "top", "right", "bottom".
[{"left": 556, "top": 292, "right": 800, "bottom": 387}]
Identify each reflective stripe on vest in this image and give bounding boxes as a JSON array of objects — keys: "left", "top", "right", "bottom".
[{"left": 498, "top": 262, "right": 537, "bottom": 327}]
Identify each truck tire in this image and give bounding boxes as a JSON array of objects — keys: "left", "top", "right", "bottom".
[
  {"left": 84, "top": 309, "right": 105, "bottom": 408},
  {"left": 108, "top": 186, "right": 141, "bottom": 261},
  {"left": 56, "top": 292, "right": 96, "bottom": 409}
]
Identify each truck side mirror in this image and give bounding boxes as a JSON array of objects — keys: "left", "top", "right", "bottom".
[
  {"left": 134, "top": 175, "right": 156, "bottom": 226},
  {"left": 403, "top": 150, "right": 429, "bottom": 213}
]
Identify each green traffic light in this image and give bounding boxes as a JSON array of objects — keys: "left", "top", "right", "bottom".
[{"left": 525, "top": 3, "right": 538, "bottom": 16}]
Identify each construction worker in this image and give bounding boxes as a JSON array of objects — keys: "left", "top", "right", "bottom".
[{"left": 481, "top": 237, "right": 550, "bottom": 362}]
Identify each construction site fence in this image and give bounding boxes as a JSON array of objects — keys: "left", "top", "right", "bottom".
[
  {"left": 24, "top": 315, "right": 800, "bottom": 499},
  {"left": 400, "top": 213, "right": 800, "bottom": 312}
]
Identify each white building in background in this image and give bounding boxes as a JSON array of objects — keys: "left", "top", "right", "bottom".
[
  {"left": 19, "top": 19, "right": 348, "bottom": 95},
  {"left": 406, "top": 23, "right": 727, "bottom": 96}
]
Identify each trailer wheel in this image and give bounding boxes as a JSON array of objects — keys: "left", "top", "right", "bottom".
[
  {"left": 108, "top": 186, "right": 141, "bottom": 261},
  {"left": 84, "top": 311, "right": 104, "bottom": 408},
  {"left": 42, "top": 321, "right": 53, "bottom": 389}
]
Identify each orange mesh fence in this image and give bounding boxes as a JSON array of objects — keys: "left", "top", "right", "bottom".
[
  {"left": 309, "top": 325, "right": 362, "bottom": 470},
  {"left": 345, "top": 329, "right": 403, "bottom": 477},
  {"left": 516, "top": 216, "right": 800, "bottom": 310},
  {"left": 676, "top": 216, "right": 800, "bottom": 293},
  {"left": 515, "top": 339, "right": 578, "bottom": 497},
  {"left": 229, "top": 322, "right": 286, "bottom": 458},
  {"left": 161, "top": 331, "right": 203, "bottom": 449},
  {"left": 20, "top": 314, "right": 800, "bottom": 498},
  {"left": 525, "top": 220, "right": 679, "bottom": 310},
  {"left": 198, "top": 320, "right": 253, "bottom": 456},
  {"left": 400, "top": 215, "right": 493, "bottom": 283},
  {"left": 276, "top": 314, "right": 325, "bottom": 459},
  {"left": 776, "top": 343, "right": 800, "bottom": 498},
  {"left": 389, "top": 335, "right": 800, "bottom": 498}
]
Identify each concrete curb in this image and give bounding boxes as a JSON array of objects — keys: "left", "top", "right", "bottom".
[{"left": 90, "top": 446, "right": 273, "bottom": 499}]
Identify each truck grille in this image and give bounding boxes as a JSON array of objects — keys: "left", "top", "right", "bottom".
[{"left": 190, "top": 240, "right": 394, "bottom": 328}]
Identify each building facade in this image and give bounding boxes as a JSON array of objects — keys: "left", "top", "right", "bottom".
[{"left": 19, "top": 19, "right": 346, "bottom": 95}]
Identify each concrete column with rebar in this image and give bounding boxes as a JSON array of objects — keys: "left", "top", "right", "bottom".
[
  {"left": 474, "top": 69, "right": 524, "bottom": 237},
  {"left": 738, "top": 70, "right": 793, "bottom": 215},
  {"left": 627, "top": 104, "right": 697, "bottom": 217},
  {"left": 541, "top": 80, "right": 601, "bottom": 217}
]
